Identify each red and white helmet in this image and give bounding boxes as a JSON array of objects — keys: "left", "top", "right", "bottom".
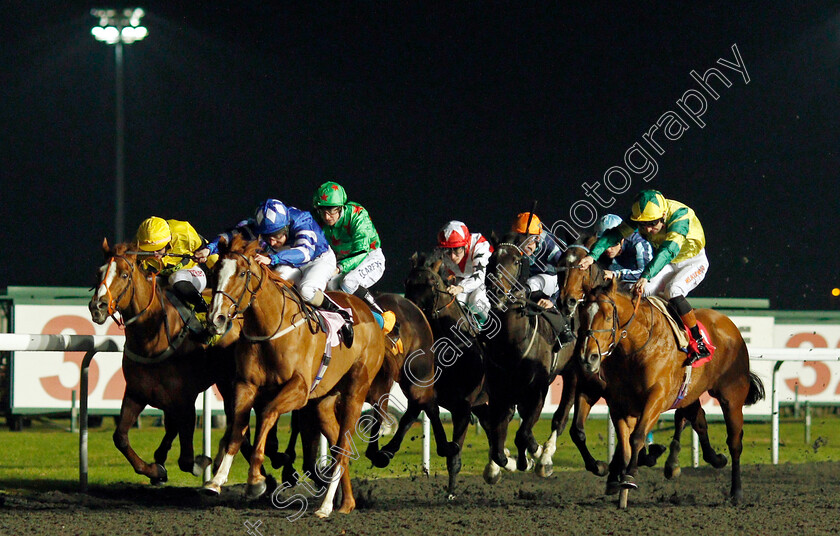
[{"left": 437, "top": 221, "right": 471, "bottom": 249}]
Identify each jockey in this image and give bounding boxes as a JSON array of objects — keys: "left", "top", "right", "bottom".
[
  {"left": 196, "top": 199, "right": 353, "bottom": 342},
  {"left": 593, "top": 213, "right": 654, "bottom": 289},
  {"left": 510, "top": 212, "right": 565, "bottom": 309},
  {"left": 135, "top": 216, "right": 214, "bottom": 314},
  {"left": 578, "top": 190, "right": 710, "bottom": 364},
  {"left": 311, "top": 181, "right": 397, "bottom": 334},
  {"left": 431, "top": 220, "right": 493, "bottom": 324}
]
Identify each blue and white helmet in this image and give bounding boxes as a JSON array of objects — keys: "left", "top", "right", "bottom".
[
  {"left": 594, "top": 214, "right": 623, "bottom": 237},
  {"left": 255, "top": 199, "right": 290, "bottom": 235}
]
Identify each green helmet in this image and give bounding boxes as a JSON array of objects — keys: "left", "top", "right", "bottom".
[{"left": 313, "top": 181, "right": 348, "bottom": 208}]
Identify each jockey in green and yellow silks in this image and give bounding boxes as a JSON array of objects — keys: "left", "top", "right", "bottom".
[{"left": 578, "top": 190, "right": 711, "bottom": 364}]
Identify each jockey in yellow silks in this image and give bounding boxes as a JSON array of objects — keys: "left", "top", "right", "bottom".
[
  {"left": 135, "top": 216, "right": 217, "bottom": 318},
  {"left": 578, "top": 190, "right": 711, "bottom": 364}
]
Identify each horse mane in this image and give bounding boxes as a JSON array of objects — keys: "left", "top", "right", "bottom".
[{"left": 222, "top": 234, "right": 295, "bottom": 287}]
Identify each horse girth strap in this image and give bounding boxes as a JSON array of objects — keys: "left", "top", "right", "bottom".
[
  {"left": 242, "top": 315, "right": 308, "bottom": 342},
  {"left": 123, "top": 290, "right": 192, "bottom": 364}
]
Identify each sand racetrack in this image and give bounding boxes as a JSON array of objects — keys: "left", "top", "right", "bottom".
[{"left": 1, "top": 461, "right": 838, "bottom": 535}]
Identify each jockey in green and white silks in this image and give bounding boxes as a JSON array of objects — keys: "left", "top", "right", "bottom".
[
  {"left": 311, "top": 181, "right": 396, "bottom": 334},
  {"left": 578, "top": 190, "right": 711, "bottom": 364}
]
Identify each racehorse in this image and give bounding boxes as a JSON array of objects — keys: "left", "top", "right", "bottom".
[
  {"left": 579, "top": 276, "right": 765, "bottom": 507},
  {"left": 89, "top": 239, "right": 245, "bottom": 484},
  {"left": 272, "top": 292, "right": 454, "bottom": 490},
  {"left": 482, "top": 235, "right": 581, "bottom": 479},
  {"left": 202, "top": 236, "right": 385, "bottom": 518},
  {"left": 404, "top": 253, "right": 498, "bottom": 496}
]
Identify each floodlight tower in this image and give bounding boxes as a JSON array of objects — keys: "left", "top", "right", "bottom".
[{"left": 91, "top": 8, "right": 148, "bottom": 243}]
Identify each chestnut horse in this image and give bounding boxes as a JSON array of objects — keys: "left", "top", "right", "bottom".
[
  {"left": 202, "top": 236, "right": 384, "bottom": 518},
  {"left": 273, "top": 292, "right": 453, "bottom": 491},
  {"left": 89, "top": 240, "right": 244, "bottom": 484},
  {"left": 404, "top": 253, "right": 498, "bottom": 496},
  {"left": 579, "top": 278, "right": 765, "bottom": 507},
  {"left": 482, "top": 237, "right": 581, "bottom": 479}
]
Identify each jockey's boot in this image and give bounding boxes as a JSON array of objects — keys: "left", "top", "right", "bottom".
[
  {"left": 316, "top": 292, "right": 354, "bottom": 348},
  {"left": 173, "top": 281, "right": 221, "bottom": 344},
  {"left": 353, "top": 287, "right": 399, "bottom": 338},
  {"left": 685, "top": 324, "right": 711, "bottom": 366}
]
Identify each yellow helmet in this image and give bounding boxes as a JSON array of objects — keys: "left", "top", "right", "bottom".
[
  {"left": 136, "top": 217, "right": 171, "bottom": 251},
  {"left": 630, "top": 190, "right": 667, "bottom": 222},
  {"left": 512, "top": 212, "right": 542, "bottom": 235}
]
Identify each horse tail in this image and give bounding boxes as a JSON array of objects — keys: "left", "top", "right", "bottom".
[{"left": 745, "top": 372, "right": 765, "bottom": 406}]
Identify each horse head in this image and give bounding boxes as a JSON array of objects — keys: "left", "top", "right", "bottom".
[
  {"left": 404, "top": 253, "right": 448, "bottom": 316},
  {"left": 558, "top": 235, "right": 606, "bottom": 317},
  {"left": 578, "top": 278, "right": 625, "bottom": 376},
  {"left": 89, "top": 238, "right": 154, "bottom": 325},
  {"left": 486, "top": 232, "right": 530, "bottom": 309},
  {"left": 208, "top": 235, "right": 264, "bottom": 335}
]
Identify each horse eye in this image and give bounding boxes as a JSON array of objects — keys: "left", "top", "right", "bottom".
[{"left": 121, "top": 273, "right": 129, "bottom": 279}]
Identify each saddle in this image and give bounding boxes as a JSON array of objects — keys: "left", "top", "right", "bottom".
[
  {"left": 522, "top": 291, "right": 575, "bottom": 350},
  {"left": 648, "top": 297, "right": 715, "bottom": 367}
]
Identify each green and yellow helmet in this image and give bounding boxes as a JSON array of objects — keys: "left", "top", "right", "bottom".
[
  {"left": 313, "top": 181, "right": 348, "bottom": 208},
  {"left": 630, "top": 190, "right": 667, "bottom": 222}
]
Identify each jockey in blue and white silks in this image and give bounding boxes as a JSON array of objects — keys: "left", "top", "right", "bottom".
[
  {"left": 199, "top": 199, "right": 336, "bottom": 305},
  {"left": 594, "top": 213, "right": 654, "bottom": 287}
]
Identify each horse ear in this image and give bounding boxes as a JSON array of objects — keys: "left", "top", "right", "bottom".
[
  {"left": 430, "top": 259, "right": 443, "bottom": 274},
  {"left": 243, "top": 237, "right": 260, "bottom": 256},
  {"left": 217, "top": 235, "right": 230, "bottom": 256},
  {"left": 584, "top": 234, "right": 598, "bottom": 249},
  {"left": 101, "top": 237, "right": 110, "bottom": 255},
  {"left": 490, "top": 231, "right": 499, "bottom": 247},
  {"left": 409, "top": 251, "right": 419, "bottom": 268}
]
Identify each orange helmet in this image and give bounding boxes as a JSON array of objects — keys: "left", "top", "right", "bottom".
[
  {"left": 512, "top": 212, "right": 542, "bottom": 235},
  {"left": 437, "top": 221, "right": 471, "bottom": 248}
]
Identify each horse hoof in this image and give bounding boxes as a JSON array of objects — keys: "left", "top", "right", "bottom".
[
  {"left": 665, "top": 465, "right": 681, "bottom": 480},
  {"left": 535, "top": 463, "right": 554, "bottom": 478},
  {"left": 483, "top": 464, "right": 502, "bottom": 485},
  {"left": 150, "top": 464, "right": 168, "bottom": 485},
  {"left": 620, "top": 475, "right": 638, "bottom": 490},
  {"left": 281, "top": 467, "right": 300, "bottom": 488},
  {"left": 589, "top": 461, "right": 609, "bottom": 477},
  {"left": 202, "top": 482, "right": 221, "bottom": 496},
  {"left": 730, "top": 489, "right": 743, "bottom": 506},
  {"left": 710, "top": 454, "right": 728, "bottom": 469},
  {"left": 648, "top": 443, "right": 667, "bottom": 460},
  {"left": 447, "top": 493, "right": 456, "bottom": 501},
  {"left": 605, "top": 481, "right": 620, "bottom": 495},
  {"left": 437, "top": 442, "right": 461, "bottom": 458},
  {"left": 314, "top": 507, "right": 332, "bottom": 519},
  {"left": 368, "top": 450, "right": 394, "bottom": 469},
  {"left": 192, "top": 456, "right": 212, "bottom": 477},
  {"left": 268, "top": 452, "right": 291, "bottom": 470},
  {"left": 246, "top": 479, "right": 267, "bottom": 500}
]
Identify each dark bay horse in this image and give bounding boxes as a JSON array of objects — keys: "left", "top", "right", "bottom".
[
  {"left": 89, "top": 239, "right": 244, "bottom": 484},
  {"left": 482, "top": 237, "right": 581, "bottom": 480},
  {"left": 580, "top": 278, "right": 765, "bottom": 507},
  {"left": 404, "top": 253, "right": 498, "bottom": 495},
  {"left": 202, "top": 236, "right": 385, "bottom": 518}
]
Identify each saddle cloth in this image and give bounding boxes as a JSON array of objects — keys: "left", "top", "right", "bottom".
[{"left": 318, "top": 307, "right": 353, "bottom": 348}]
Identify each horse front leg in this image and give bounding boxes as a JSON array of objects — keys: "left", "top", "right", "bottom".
[
  {"left": 153, "top": 411, "right": 178, "bottom": 468},
  {"left": 537, "top": 371, "right": 577, "bottom": 477},
  {"left": 720, "top": 399, "right": 745, "bottom": 504},
  {"left": 203, "top": 379, "right": 260, "bottom": 495},
  {"left": 113, "top": 394, "right": 167, "bottom": 484},
  {"left": 372, "top": 400, "right": 420, "bottom": 468},
  {"left": 174, "top": 406, "right": 211, "bottom": 477},
  {"left": 569, "top": 392, "right": 608, "bottom": 476},
  {"left": 664, "top": 407, "right": 689, "bottom": 479},
  {"left": 483, "top": 401, "right": 517, "bottom": 484},
  {"left": 246, "top": 376, "right": 308, "bottom": 500},
  {"left": 514, "top": 385, "right": 548, "bottom": 472},
  {"left": 606, "top": 415, "right": 632, "bottom": 496}
]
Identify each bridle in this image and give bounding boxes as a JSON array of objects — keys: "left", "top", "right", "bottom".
[
  {"left": 214, "top": 252, "right": 264, "bottom": 321},
  {"left": 583, "top": 294, "right": 652, "bottom": 368},
  {"left": 488, "top": 242, "right": 528, "bottom": 310},
  {"left": 213, "top": 252, "right": 318, "bottom": 342},
  {"left": 96, "top": 254, "right": 156, "bottom": 326}
]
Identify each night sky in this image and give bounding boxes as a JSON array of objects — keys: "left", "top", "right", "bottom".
[{"left": 2, "top": 2, "right": 838, "bottom": 310}]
